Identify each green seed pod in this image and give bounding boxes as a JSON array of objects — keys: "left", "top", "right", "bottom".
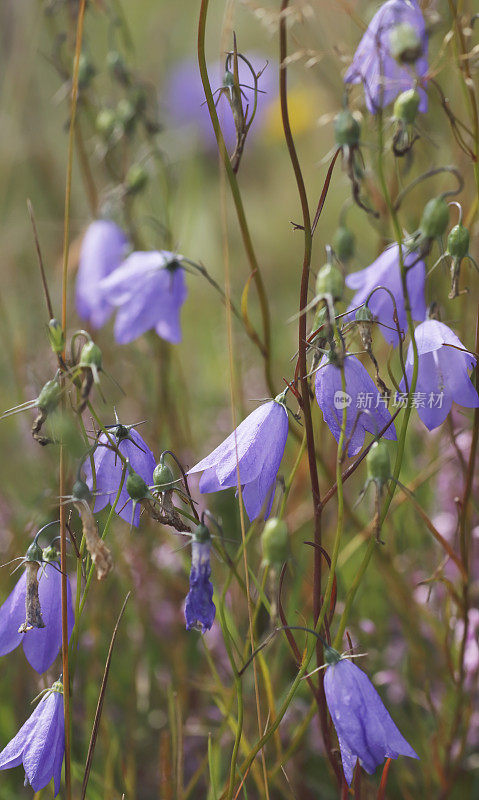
[
  {"left": 116, "top": 98, "right": 136, "bottom": 133},
  {"left": 419, "top": 196, "right": 450, "bottom": 240},
  {"left": 25, "top": 540, "right": 43, "bottom": 563},
  {"left": 153, "top": 462, "right": 175, "bottom": 491},
  {"left": 366, "top": 441, "right": 391, "bottom": 486},
  {"left": 389, "top": 23, "right": 422, "bottom": 64},
  {"left": 72, "top": 478, "right": 91, "bottom": 503},
  {"left": 447, "top": 223, "right": 470, "bottom": 259},
  {"left": 324, "top": 644, "right": 342, "bottom": 665},
  {"left": 193, "top": 522, "right": 211, "bottom": 544},
  {"left": 78, "top": 53, "right": 96, "bottom": 90},
  {"left": 95, "top": 109, "right": 116, "bottom": 138},
  {"left": 334, "top": 110, "right": 360, "bottom": 147},
  {"left": 261, "top": 518, "right": 289, "bottom": 567},
  {"left": 80, "top": 340, "right": 102, "bottom": 371},
  {"left": 126, "top": 470, "right": 149, "bottom": 501},
  {"left": 125, "top": 164, "right": 148, "bottom": 195},
  {"left": 332, "top": 226, "right": 355, "bottom": 262},
  {"left": 37, "top": 378, "right": 62, "bottom": 414},
  {"left": 315, "top": 262, "right": 344, "bottom": 302},
  {"left": 355, "top": 304, "right": 373, "bottom": 324},
  {"left": 48, "top": 319, "right": 65, "bottom": 355},
  {"left": 42, "top": 545, "right": 58, "bottom": 563},
  {"left": 393, "top": 89, "right": 420, "bottom": 125}
]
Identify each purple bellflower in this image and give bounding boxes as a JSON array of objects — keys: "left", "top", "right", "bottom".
[
  {"left": 399, "top": 319, "right": 479, "bottom": 430},
  {"left": 324, "top": 648, "right": 418, "bottom": 785},
  {"left": 188, "top": 396, "right": 289, "bottom": 522},
  {"left": 315, "top": 355, "right": 397, "bottom": 457},
  {"left": 184, "top": 524, "right": 216, "bottom": 633},
  {"left": 99, "top": 250, "right": 187, "bottom": 345},
  {"left": 0, "top": 680, "right": 65, "bottom": 796},
  {"left": 83, "top": 423, "right": 156, "bottom": 526},
  {"left": 346, "top": 244, "right": 426, "bottom": 346},
  {"left": 0, "top": 561, "right": 74, "bottom": 674},
  {"left": 344, "top": 0, "right": 428, "bottom": 114},
  {"left": 75, "top": 220, "right": 129, "bottom": 328}
]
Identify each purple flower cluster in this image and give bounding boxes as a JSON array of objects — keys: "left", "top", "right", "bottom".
[
  {"left": 315, "top": 355, "right": 396, "bottom": 456},
  {"left": 82, "top": 424, "right": 156, "bottom": 527},
  {"left": 0, "top": 681, "right": 65, "bottom": 796},
  {"left": 324, "top": 650, "right": 418, "bottom": 785},
  {"left": 0, "top": 561, "right": 74, "bottom": 674},
  {"left": 188, "top": 397, "right": 289, "bottom": 521},
  {"left": 345, "top": 0, "right": 428, "bottom": 113},
  {"left": 76, "top": 222, "right": 188, "bottom": 345}
]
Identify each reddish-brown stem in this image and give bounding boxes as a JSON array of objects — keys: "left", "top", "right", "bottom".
[{"left": 279, "top": 0, "right": 340, "bottom": 784}]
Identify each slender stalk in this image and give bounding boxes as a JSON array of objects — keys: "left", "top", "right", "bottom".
[
  {"left": 197, "top": 0, "right": 274, "bottom": 396},
  {"left": 59, "top": 4, "right": 87, "bottom": 796},
  {"left": 278, "top": 0, "right": 339, "bottom": 781}
]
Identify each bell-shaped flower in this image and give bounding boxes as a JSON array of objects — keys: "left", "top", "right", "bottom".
[
  {"left": 188, "top": 397, "right": 289, "bottom": 522},
  {"left": 0, "top": 680, "right": 65, "bottom": 796},
  {"left": 324, "top": 648, "right": 418, "bottom": 785},
  {"left": 75, "top": 220, "right": 129, "bottom": 328},
  {"left": 184, "top": 524, "right": 216, "bottom": 633},
  {"left": 0, "top": 562, "right": 74, "bottom": 674},
  {"left": 315, "top": 355, "right": 396, "bottom": 457},
  {"left": 99, "top": 250, "right": 187, "bottom": 345},
  {"left": 82, "top": 424, "right": 156, "bottom": 526},
  {"left": 399, "top": 319, "right": 479, "bottom": 430},
  {"left": 344, "top": 0, "right": 428, "bottom": 114},
  {"left": 346, "top": 244, "right": 426, "bottom": 346}
]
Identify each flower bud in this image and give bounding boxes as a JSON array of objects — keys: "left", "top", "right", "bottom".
[
  {"left": 223, "top": 70, "right": 235, "bottom": 91},
  {"left": 261, "top": 518, "right": 289, "bottom": 567},
  {"left": 389, "top": 23, "right": 423, "bottom": 64},
  {"left": 419, "top": 196, "right": 450, "bottom": 240},
  {"left": 25, "top": 540, "right": 43, "bottom": 563},
  {"left": 315, "top": 262, "right": 344, "bottom": 302},
  {"left": 125, "top": 163, "right": 148, "bottom": 195},
  {"left": 366, "top": 441, "right": 391, "bottom": 486},
  {"left": 393, "top": 89, "right": 420, "bottom": 125},
  {"left": 153, "top": 462, "right": 175, "bottom": 491},
  {"left": 334, "top": 110, "right": 360, "bottom": 147},
  {"left": 80, "top": 340, "right": 102, "bottom": 371},
  {"left": 37, "top": 378, "right": 62, "bottom": 414},
  {"left": 193, "top": 522, "right": 211, "bottom": 544},
  {"left": 48, "top": 319, "right": 65, "bottom": 354},
  {"left": 42, "top": 545, "right": 58, "bottom": 563},
  {"left": 116, "top": 98, "right": 136, "bottom": 133},
  {"left": 332, "top": 226, "right": 355, "bottom": 262},
  {"left": 447, "top": 223, "right": 470, "bottom": 260},
  {"left": 96, "top": 108, "right": 116, "bottom": 138},
  {"left": 72, "top": 478, "right": 91, "bottom": 503},
  {"left": 126, "top": 469, "right": 149, "bottom": 501}
]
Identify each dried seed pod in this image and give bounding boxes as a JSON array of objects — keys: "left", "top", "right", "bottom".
[
  {"left": 18, "top": 541, "right": 45, "bottom": 633},
  {"left": 74, "top": 500, "right": 113, "bottom": 580}
]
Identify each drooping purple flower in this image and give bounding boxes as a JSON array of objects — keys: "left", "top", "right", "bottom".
[
  {"left": 346, "top": 244, "right": 426, "bottom": 346},
  {"left": 324, "top": 649, "right": 418, "bottom": 785},
  {"left": 184, "top": 528, "right": 216, "bottom": 633},
  {"left": 165, "top": 54, "right": 277, "bottom": 152},
  {"left": 399, "top": 320, "right": 479, "bottom": 430},
  {"left": 344, "top": 0, "right": 428, "bottom": 114},
  {"left": 99, "top": 251, "right": 187, "bottom": 345},
  {"left": 188, "top": 397, "right": 289, "bottom": 522},
  {"left": 0, "top": 680, "right": 65, "bottom": 796},
  {"left": 83, "top": 424, "right": 156, "bottom": 526},
  {"left": 75, "top": 220, "right": 129, "bottom": 328},
  {"left": 0, "top": 562, "right": 74, "bottom": 674},
  {"left": 315, "top": 355, "right": 397, "bottom": 457}
]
